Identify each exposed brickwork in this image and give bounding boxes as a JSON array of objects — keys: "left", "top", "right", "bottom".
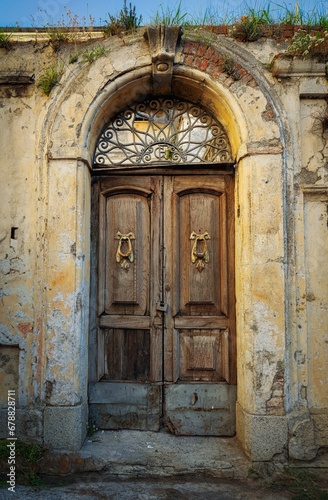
[
  {"left": 182, "top": 40, "right": 259, "bottom": 90},
  {"left": 203, "top": 23, "right": 326, "bottom": 43},
  {"left": 18, "top": 322, "right": 34, "bottom": 334},
  {"left": 266, "top": 363, "right": 285, "bottom": 416},
  {"left": 262, "top": 103, "right": 276, "bottom": 122}
]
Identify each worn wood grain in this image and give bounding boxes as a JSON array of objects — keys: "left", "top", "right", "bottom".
[{"left": 90, "top": 172, "right": 236, "bottom": 432}]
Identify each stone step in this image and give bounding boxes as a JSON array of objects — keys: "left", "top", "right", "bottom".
[{"left": 39, "top": 430, "right": 253, "bottom": 479}]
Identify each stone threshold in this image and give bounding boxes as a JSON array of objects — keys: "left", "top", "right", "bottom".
[{"left": 38, "top": 430, "right": 254, "bottom": 479}]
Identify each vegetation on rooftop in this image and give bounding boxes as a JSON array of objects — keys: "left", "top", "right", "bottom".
[
  {"left": 0, "top": 1, "right": 327, "bottom": 32},
  {"left": 0, "top": 1, "right": 325, "bottom": 96},
  {"left": 103, "top": 0, "right": 143, "bottom": 36},
  {"left": 0, "top": 28, "right": 12, "bottom": 49}
]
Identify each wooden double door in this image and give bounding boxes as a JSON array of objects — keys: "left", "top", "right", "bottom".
[{"left": 89, "top": 172, "right": 236, "bottom": 435}]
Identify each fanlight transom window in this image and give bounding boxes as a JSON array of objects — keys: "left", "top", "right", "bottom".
[{"left": 93, "top": 98, "right": 232, "bottom": 167}]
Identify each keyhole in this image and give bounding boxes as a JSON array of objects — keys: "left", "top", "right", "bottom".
[{"left": 120, "top": 239, "right": 129, "bottom": 254}]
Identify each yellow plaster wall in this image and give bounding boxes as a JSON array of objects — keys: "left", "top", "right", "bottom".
[
  {"left": 235, "top": 154, "right": 285, "bottom": 415},
  {"left": 0, "top": 30, "right": 327, "bottom": 456}
]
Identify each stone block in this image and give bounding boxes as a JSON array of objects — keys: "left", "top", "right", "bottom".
[
  {"left": 312, "top": 413, "right": 328, "bottom": 447},
  {"left": 236, "top": 403, "right": 287, "bottom": 461},
  {"left": 44, "top": 402, "right": 88, "bottom": 451}
]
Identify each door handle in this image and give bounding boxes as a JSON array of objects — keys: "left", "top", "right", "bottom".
[
  {"left": 190, "top": 231, "right": 211, "bottom": 272},
  {"left": 115, "top": 231, "right": 135, "bottom": 270}
]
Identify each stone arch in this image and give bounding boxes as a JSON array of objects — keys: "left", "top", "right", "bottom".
[
  {"left": 43, "top": 32, "right": 286, "bottom": 165},
  {"left": 41, "top": 30, "right": 289, "bottom": 459}
]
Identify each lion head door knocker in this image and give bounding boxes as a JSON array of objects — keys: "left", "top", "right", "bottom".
[
  {"left": 115, "top": 231, "right": 135, "bottom": 271},
  {"left": 190, "top": 231, "right": 211, "bottom": 272}
]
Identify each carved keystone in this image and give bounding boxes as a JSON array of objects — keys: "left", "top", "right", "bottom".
[{"left": 145, "top": 25, "right": 181, "bottom": 94}]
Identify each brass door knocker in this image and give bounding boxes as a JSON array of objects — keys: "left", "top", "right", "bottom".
[
  {"left": 190, "top": 231, "right": 210, "bottom": 272},
  {"left": 115, "top": 231, "right": 135, "bottom": 271}
]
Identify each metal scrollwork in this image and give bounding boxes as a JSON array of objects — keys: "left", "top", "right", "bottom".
[
  {"left": 93, "top": 98, "right": 232, "bottom": 167},
  {"left": 115, "top": 231, "right": 135, "bottom": 271},
  {"left": 190, "top": 231, "right": 211, "bottom": 272}
]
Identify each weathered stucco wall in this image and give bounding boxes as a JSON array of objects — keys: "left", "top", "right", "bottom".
[{"left": 0, "top": 27, "right": 327, "bottom": 461}]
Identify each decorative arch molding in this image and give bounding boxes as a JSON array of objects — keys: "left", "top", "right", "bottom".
[{"left": 41, "top": 30, "right": 287, "bottom": 166}]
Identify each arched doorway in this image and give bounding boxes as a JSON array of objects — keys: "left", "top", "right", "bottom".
[{"left": 89, "top": 96, "right": 236, "bottom": 435}]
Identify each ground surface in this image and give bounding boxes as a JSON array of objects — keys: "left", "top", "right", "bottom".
[
  {"left": 1, "top": 467, "right": 328, "bottom": 499},
  {"left": 0, "top": 475, "right": 297, "bottom": 499},
  {"left": 1, "top": 430, "right": 328, "bottom": 499}
]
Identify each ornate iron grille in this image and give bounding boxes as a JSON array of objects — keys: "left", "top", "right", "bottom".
[{"left": 93, "top": 98, "right": 232, "bottom": 167}]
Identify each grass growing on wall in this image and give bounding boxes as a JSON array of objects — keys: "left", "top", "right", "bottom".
[
  {"left": 37, "top": 64, "right": 64, "bottom": 96},
  {"left": 149, "top": 1, "right": 328, "bottom": 27}
]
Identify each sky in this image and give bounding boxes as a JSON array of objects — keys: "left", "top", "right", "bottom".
[{"left": 0, "top": 0, "right": 326, "bottom": 28}]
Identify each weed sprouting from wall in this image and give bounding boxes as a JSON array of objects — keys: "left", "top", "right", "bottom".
[
  {"left": 80, "top": 45, "right": 106, "bottom": 63},
  {"left": 222, "top": 58, "right": 242, "bottom": 79},
  {"left": 287, "top": 30, "right": 328, "bottom": 57},
  {"left": 151, "top": 1, "right": 189, "bottom": 26},
  {"left": 0, "top": 29, "right": 12, "bottom": 49},
  {"left": 44, "top": 6, "right": 96, "bottom": 51},
  {"left": 231, "top": 15, "right": 264, "bottom": 41},
  {"left": 37, "top": 64, "right": 64, "bottom": 96},
  {"left": 103, "top": 0, "right": 142, "bottom": 36}
]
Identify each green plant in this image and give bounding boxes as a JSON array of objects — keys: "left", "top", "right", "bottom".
[
  {"left": 287, "top": 29, "right": 328, "bottom": 56},
  {"left": 254, "top": 1, "right": 328, "bottom": 27},
  {"left": 87, "top": 423, "right": 98, "bottom": 437},
  {"left": 104, "top": 0, "right": 142, "bottom": 36},
  {"left": 275, "top": 1, "right": 303, "bottom": 24},
  {"left": 222, "top": 57, "right": 241, "bottom": 80},
  {"left": 45, "top": 6, "right": 95, "bottom": 50},
  {"left": 80, "top": 45, "right": 106, "bottom": 63},
  {"left": 229, "top": 2, "right": 278, "bottom": 42},
  {"left": 0, "top": 29, "right": 12, "bottom": 49},
  {"left": 47, "top": 28, "right": 70, "bottom": 51},
  {"left": 228, "top": 2, "right": 328, "bottom": 28},
  {"left": 151, "top": 1, "right": 189, "bottom": 26},
  {"left": 69, "top": 53, "right": 79, "bottom": 64},
  {"left": 231, "top": 14, "right": 264, "bottom": 41},
  {"left": 26, "top": 472, "right": 44, "bottom": 487},
  {"left": 268, "top": 467, "right": 328, "bottom": 499},
  {"left": 37, "top": 64, "right": 64, "bottom": 96}
]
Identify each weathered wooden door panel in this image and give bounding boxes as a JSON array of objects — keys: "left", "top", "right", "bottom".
[
  {"left": 101, "top": 191, "right": 150, "bottom": 315},
  {"left": 90, "top": 173, "right": 236, "bottom": 434},
  {"left": 90, "top": 176, "right": 162, "bottom": 430},
  {"left": 178, "top": 329, "right": 228, "bottom": 382},
  {"left": 89, "top": 383, "right": 161, "bottom": 431},
  {"left": 175, "top": 190, "right": 226, "bottom": 316},
  {"left": 163, "top": 175, "right": 236, "bottom": 434},
  {"left": 102, "top": 328, "right": 150, "bottom": 381}
]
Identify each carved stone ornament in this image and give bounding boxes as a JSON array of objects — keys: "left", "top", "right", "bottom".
[{"left": 145, "top": 25, "right": 181, "bottom": 94}]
